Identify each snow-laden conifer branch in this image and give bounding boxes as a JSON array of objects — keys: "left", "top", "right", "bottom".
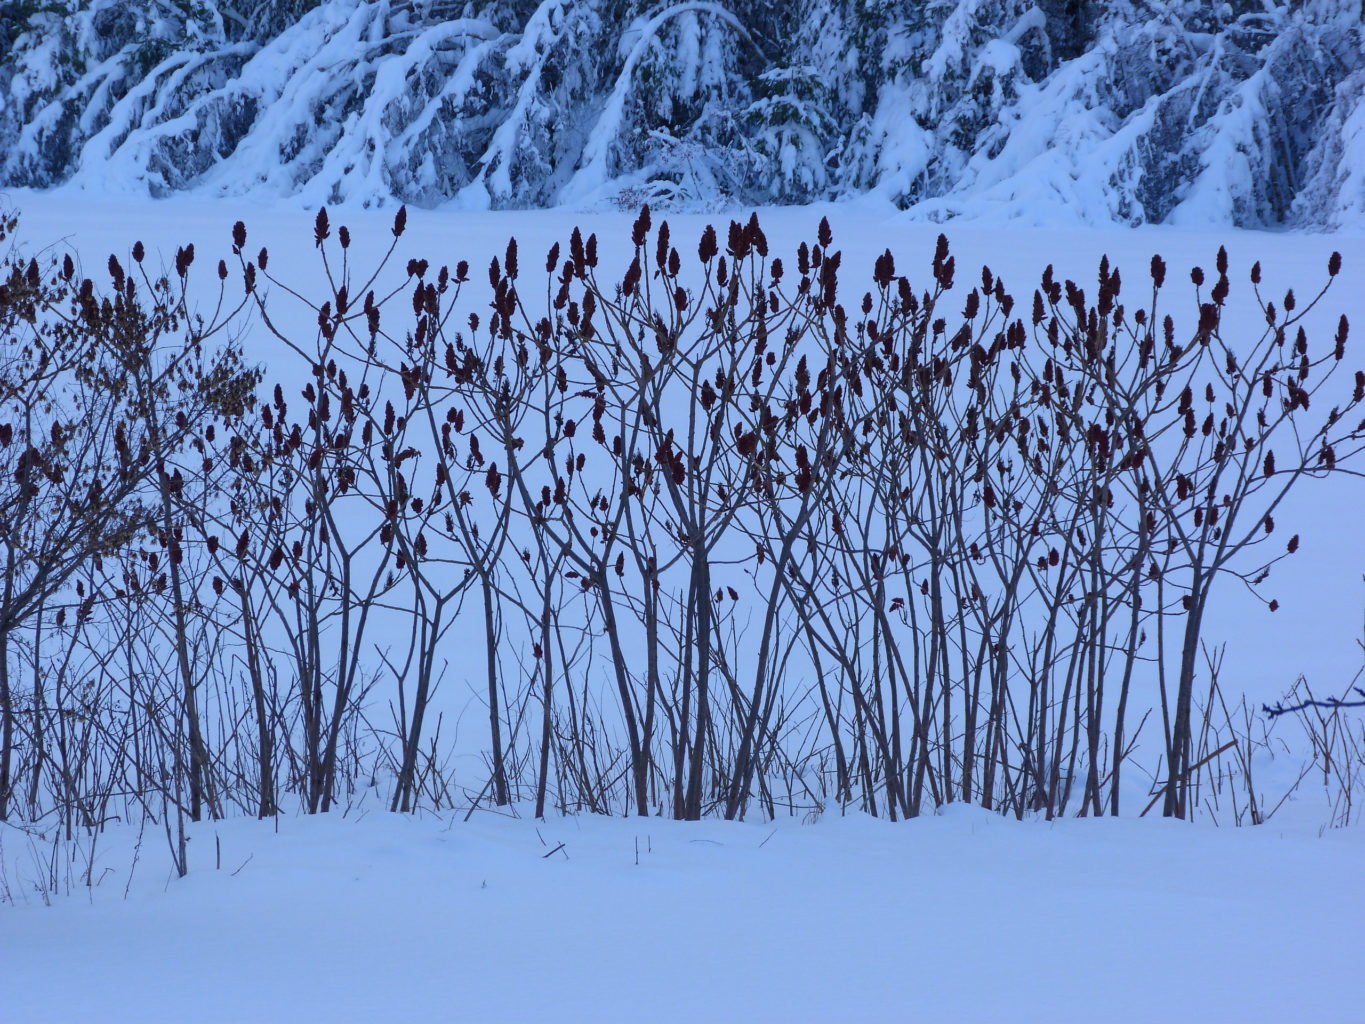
[{"left": 0, "top": 1, "right": 1361, "bottom": 222}]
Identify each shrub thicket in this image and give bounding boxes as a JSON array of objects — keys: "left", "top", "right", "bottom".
[{"left": 1, "top": 207, "right": 1361, "bottom": 853}]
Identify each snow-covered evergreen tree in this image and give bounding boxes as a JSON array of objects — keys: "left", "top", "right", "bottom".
[{"left": 0, "top": 0, "right": 1360, "bottom": 226}]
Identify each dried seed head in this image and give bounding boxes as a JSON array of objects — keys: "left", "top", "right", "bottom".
[
  {"left": 748, "top": 212, "right": 767, "bottom": 258},
  {"left": 633, "top": 205, "right": 651, "bottom": 248},
  {"left": 699, "top": 225, "right": 717, "bottom": 263}
]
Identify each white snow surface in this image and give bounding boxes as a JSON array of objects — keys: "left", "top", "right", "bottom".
[{"left": 2, "top": 806, "right": 1362, "bottom": 1023}]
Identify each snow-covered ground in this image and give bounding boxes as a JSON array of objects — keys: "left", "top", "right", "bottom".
[
  {"left": 3, "top": 806, "right": 1363, "bottom": 1023},
  {"left": 2, "top": 190, "right": 1363, "bottom": 1022}
]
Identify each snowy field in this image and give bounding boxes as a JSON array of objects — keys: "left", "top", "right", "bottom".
[
  {"left": 2, "top": 190, "right": 1364, "bottom": 1022},
  {"left": 4, "top": 806, "right": 1364, "bottom": 1024}
]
